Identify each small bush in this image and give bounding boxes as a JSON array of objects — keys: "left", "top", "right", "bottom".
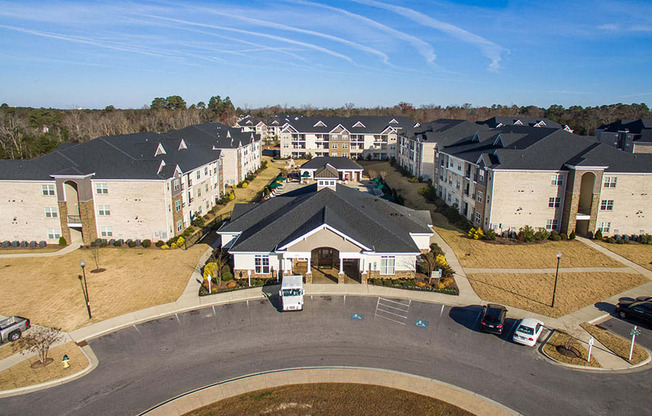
[
  {"left": 161, "top": 244, "right": 169, "bottom": 249},
  {"left": 241, "top": 181, "right": 248, "bottom": 188},
  {"left": 640, "top": 234, "right": 652, "bottom": 245},
  {"left": 559, "top": 233, "right": 568, "bottom": 240},
  {"left": 534, "top": 228, "right": 550, "bottom": 241},
  {"left": 114, "top": 240, "right": 123, "bottom": 247},
  {"left": 155, "top": 240, "right": 165, "bottom": 247},
  {"left": 170, "top": 242, "right": 178, "bottom": 249},
  {"left": 549, "top": 230, "right": 561, "bottom": 241},
  {"left": 569, "top": 230, "right": 576, "bottom": 240},
  {"left": 221, "top": 270, "right": 233, "bottom": 281},
  {"left": 407, "top": 176, "right": 419, "bottom": 183},
  {"left": 58, "top": 236, "right": 67, "bottom": 246},
  {"left": 191, "top": 217, "right": 205, "bottom": 228},
  {"left": 142, "top": 239, "right": 152, "bottom": 248},
  {"left": 484, "top": 229, "right": 497, "bottom": 241},
  {"left": 615, "top": 238, "right": 626, "bottom": 244},
  {"left": 228, "top": 192, "right": 235, "bottom": 200},
  {"left": 519, "top": 225, "right": 536, "bottom": 243},
  {"left": 128, "top": 240, "right": 137, "bottom": 248},
  {"left": 606, "top": 237, "right": 616, "bottom": 244},
  {"left": 467, "top": 227, "right": 484, "bottom": 240},
  {"left": 429, "top": 243, "right": 444, "bottom": 256},
  {"left": 100, "top": 241, "right": 108, "bottom": 248},
  {"left": 594, "top": 229, "right": 603, "bottom": 240},
  {"left": 176, "top": 236, "right": 185, "bottom": 247},
  {"left": 203, "top": 214, "right": 211, "bottom": 220}
]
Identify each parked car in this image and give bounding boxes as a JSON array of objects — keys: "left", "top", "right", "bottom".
[
  {"left": 512, "top": 318, "right": 544, "bottom": 346},
  {"left": 616, "top": 300, "right": 652, "bottom": 325},
  {"left": 480, "top": 304, "right": 508, "bottom": 334},
  {"left": 0, "top": 316, "right": 30, "bottom": 343}
]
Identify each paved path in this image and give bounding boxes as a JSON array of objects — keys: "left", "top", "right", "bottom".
[
  {"left": 577, "top": 236, "right": 652, "bottom": 279},
  {"left": 464, "top": 267, "right": 635, "bottom": 274}
]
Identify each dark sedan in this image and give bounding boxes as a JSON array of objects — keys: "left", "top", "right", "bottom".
[
  {"left": 480, "top": 304, "right": 508, "bottom": 334},
  {"left": 616, "top": 299, "right": 652, "bottom": 325}
]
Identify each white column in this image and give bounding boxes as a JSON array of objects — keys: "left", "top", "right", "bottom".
[
  {"left": 339, "top": 256, "right": 343, "bottom": 272},
  {"left": 307, "top": 255, "right": 311, "bottom": 270}
]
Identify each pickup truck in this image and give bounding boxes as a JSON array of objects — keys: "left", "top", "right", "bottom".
[{"left": 0, "top": 316, "right": 30, "bottom": 343}]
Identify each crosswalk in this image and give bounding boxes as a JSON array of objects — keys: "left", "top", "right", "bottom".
[{"left": 374, "top": 297, "right": 411, "bottom": 325}]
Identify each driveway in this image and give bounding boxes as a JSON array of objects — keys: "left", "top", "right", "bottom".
[
  {"left": 599, "top": 317, "right": 652, "bottom": 351},
  {"left": 1, "top": 296, "right": 650, "bottom": 416}
]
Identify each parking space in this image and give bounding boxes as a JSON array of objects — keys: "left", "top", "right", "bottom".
[
  {"left": 374, "top": 297, "right": 411, "bottom": 325},
  {"left": 598, "top": 317, "right": 652, "bottom": 350}
]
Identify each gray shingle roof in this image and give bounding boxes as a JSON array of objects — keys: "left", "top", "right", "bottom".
[
  {"left": 281, "top": 115, "right": 415, "bottom": 134},
  {"left": 478, "top": 116, "right": 562, "bottom": 129},
  {"left": 301, "top": 157, "right": 363, "bottom": 171},
  {"left": 0, "top": 123, "right": 260, "bottom": 181},
  {"left": 220, "top": 184, "right": 432, "bottom": 253}
]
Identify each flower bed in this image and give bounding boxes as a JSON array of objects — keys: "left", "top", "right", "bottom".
[
  {"left": 199, "top": 277, "right": 278, "bottom": 296},
  {"left": 367, "top": 275, "right": 458, "bottom": 295}
]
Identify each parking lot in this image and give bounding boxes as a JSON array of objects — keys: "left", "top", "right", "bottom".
[{"left": 599, "top": 317, "right": 652, "bottom": 351}]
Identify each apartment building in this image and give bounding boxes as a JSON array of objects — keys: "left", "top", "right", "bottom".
[
  {"left": 436, "top": 125, "right": 652, "bottom": 236},
  {"left": 0, "top": 123, "right": 261, "bottom": 245},
  {"left": 278, "top": 115, "right": 415, "bottom": 160},
  {"left": 595, "top": 119, "right": 652, "bottom": 154},
  {"left": 397, "top": 119, "right": 490, "bottom": 181}
]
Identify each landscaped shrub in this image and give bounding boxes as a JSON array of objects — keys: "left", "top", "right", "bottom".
[
  {"left": 114, "top": 240, "right": 123, "bottom": 247},
  {"left": 170, "top": 242, "right": 178, "bottom": 249},
  {"left": 606, "top": 237, "right": 616, "bottom": 244},
  {"left": 549, "top": 230, "right": 561, "bottom": 241},
  {"left": 155, "top": 240, "right": 165, "bottom": 247},
  {"left": 615, "top": 238, "right": 627, "bottom": 244},
  {"left": 142, "top": 239, "right": 152, "bottom": 248},
  {"left": 241, "top": 181, "right": 248, "bottom": 188},
  {"left": 429, "top": 243, "right": 444, "bottom": 256},
  {"left": 228, "top": 192, "right": 235, "bottom": 200},
  {"left": 100, "top": 241, "right": 108, "bottom": 247},
  {"left": 569, "top": 230, "right": 576, "bottom": 240},
  {"left": 203, "top": 214, "right": 211, "bottom": 220},
  {"left": 559, "top": 233, "right": 568, "bottom": 240},
  {"left": 519, "top": 225, "right": 536, "bottom": 242},
  {"left": 176, "top": 236, "right": 185, "bottom": 247},
  {"left": 467, "top": 227, "right": 484, "bottom": 240},
  {"left": 640, "top": 234, "right": 652, "bottom": 245},
  {"left": 161, "top": 244, "right": 169, "bottom": 249},
  {"left": 58, "top": 236, "right": 67, "bottom": 246},
  {"left": 534, "top": 228, "right": 550, "bottom": 241},
  {"left": 221, "top": 270, "right": 233, "bottom": 281},
  {"left": 191, "top": 217, "right": 205, "bottom": 228},
  {"left": 594, "top": 229, "right": 603, "bottom": 240},
  {"left": 128, "top": 240, "right": 137, "bottom": 248},
  {"left": 484, "top": 229, "right": 497, "bottom": 241},
  {"left": 407, "top": 176, "right": 419, "bottom": 183}
]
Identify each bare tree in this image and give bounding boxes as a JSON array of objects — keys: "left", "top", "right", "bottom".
[
  {"left": 15, "top": 326, "right": 64, "bottom": 366},
  {"left": 90, "top": 241, "right": 101, "bottom": 271}
]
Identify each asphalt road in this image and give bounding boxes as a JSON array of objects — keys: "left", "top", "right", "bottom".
[
  {"left": 1, "top": 295, "right": 650, "bottom": 416},
  {"left": 600, "top": 317, "right": 652, "bottom": 351}
]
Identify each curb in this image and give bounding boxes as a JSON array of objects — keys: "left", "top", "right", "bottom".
[
  {"left": 137, "top": 366, "right": 523, "bottom": 416},
  {"left": 0, "top": 344, "right": 98, "bottom": 398}
]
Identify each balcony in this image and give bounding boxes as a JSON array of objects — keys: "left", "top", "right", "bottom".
[{"left": 67, "top": 215, "right": 82, "bottom": 226}]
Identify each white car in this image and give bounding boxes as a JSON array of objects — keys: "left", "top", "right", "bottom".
[{"left": 512, "top": 318, "right": 544, "bottom": 347}]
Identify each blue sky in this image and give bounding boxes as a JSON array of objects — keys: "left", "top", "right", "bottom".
[{"left": 0, "top": 0, "right": 650, "bottom": 109}]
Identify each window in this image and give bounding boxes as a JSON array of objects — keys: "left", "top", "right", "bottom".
[
  {"left": 45, "top": 207, "right": 58, "bottom": 218},
  {"left": 457, "top": 162, "right": 462, "bottom": 171},
  {"left": 100, "top": 227, "right": 112, "bottom": 237},
  {"left": 475, "top": 212, "right": 481, "bottom": 223},
  {"left": 477, "top": 191, "right": 483, "bottom": 202},
  {"left": 204, "top": 167, "right": 208, "bottom": 175},
  {"left": 380, "top": 256, "right": 395, "bottom": 275},
  {"left": 603, "top": 177, "right": 617, "bottom": 188},
  {"left": 331, "top": 143, "right": 338, "bottom": 149},
  {"left": 47, "top": 229, "right": 60, "bottom": 239},
  {"left": 548, "top": 197, "right": 560, "bottom": 208},
  {"left": 255, "top": 255, "right": 270, "bottom": 274},
  {"left": 196, "top": 171, "right": 201, "bottom": 180},
  {"left": 42, "top": 184, "right": 55, "bottom": 196},
  {"left": 342, "top": 143, "right": 348, "bottom": 149},
  {"left": 176, "top": 220, "right": 183, "bottom": 232},
  {"left": 205, "top": 184, "right": 208, "bottom": 192},
  {"left": 597, "top": 222, "right": 611, "bottom": 233},
  {"left": 478, "top": 170, "right": 485, "bottom": 181},
  {"left": 173, "top": 179, "right": 180, "bottom": 191},
  {"left": 197, "top": 188, "right": 201, "bottom": 197},
  {"left": 332, "top": 152, "right": 338, "bottom": 157},
  {"left": 551, "top": 174, "right": 563, "bottom": 186},
  {"left": 546, "top": 219, "right": 559, "bottom": 230},
  {"left": 95, "top": 183, "right": 108, "bottom": 194},
  {"left": 175, "top": 200, "right": 181, "bottom": 212},
  {"left": 600, "top": 200, "right": 614, "bottom": 211},
  {"left": 98, "top": 205, "right": 110, "bottom": 216}
]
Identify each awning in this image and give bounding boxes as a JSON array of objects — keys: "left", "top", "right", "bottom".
[
  {"left": 301, "top": 172, "right": 311, "bottom": 177},
  {"left": 268, "top": 182, "right": 281, "bottom": 188}
]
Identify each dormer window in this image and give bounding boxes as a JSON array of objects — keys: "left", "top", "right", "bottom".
[
  {"left": 314, "top": 120, "right": 327, "bottom": 128},
  {"left": 514, "top": 120, "right": 523, "bottom": 125},
  {"left": 352, "top": 121, "right": 366, "bottom": 128},
  {"left": 155, "top": 143, "right": 166, "bottom": 156},
  {"left": 178, "top": 139, "right": 187, "bottom": 150}
]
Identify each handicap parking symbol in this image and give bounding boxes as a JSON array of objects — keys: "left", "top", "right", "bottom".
[
  {"left": 351, "top": 313, "right": 364, "bottom": 321},
  {"left": 415, "top": 319, "right": 429, "bottom": 328}
]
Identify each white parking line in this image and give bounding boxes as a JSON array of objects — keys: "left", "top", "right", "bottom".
[
  {"left": 375, "top": 314, "right": 407, "bottom": 325},
  {"left": 375, "top": 297, "right": 411, "bottom": 325}
]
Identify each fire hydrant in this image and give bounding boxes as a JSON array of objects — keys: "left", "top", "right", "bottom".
[{"left": 62, "top": 354, "right": 70, "bottom": 369}]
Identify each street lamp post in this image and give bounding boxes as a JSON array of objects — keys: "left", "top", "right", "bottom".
[
  {"left": 79, "top": 259, "right": 92, "bottom": 319},
  {"left": 551, "top": 251, "right": 562, "bottom": 308}
]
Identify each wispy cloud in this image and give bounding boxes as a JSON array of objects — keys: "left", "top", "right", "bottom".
[
  {"left": 620, "top": 92, "right": 652, "bottom": 98},
  {"left": 598, "top": 23, "right": 652, "bottom": 32},
  {"left": 287, "top": 0, "right": 437, "bottom": 64},
  {"left": 351, "top": 0, "right": 508, "bottom": 72},
  {"left": 186, "top": 4, "right": 393, "bottom": 66},
  {"left": 141, "top": 14, "right": 356, "bottom": 64}
]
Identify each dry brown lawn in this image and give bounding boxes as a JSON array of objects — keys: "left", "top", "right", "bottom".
[
  {"left": 436, "top": 226, "right": 624, "bottom": 269},
  {"left": 0, "top": 342, "right": 88, "bottom": 390},
  {"left": 0, "top": 343, "right": 15, "bottom": 361},
  {"left": 466, "top": 272, "right": 647, "bottom": 318},
  {"left": 594, "top": 241, "right": 652, "bottom": 271},
  {"left": 0, "top": 247, "right": 63, "bottom": 254},
  {"left": 184, "top": 383, "right": 473, "bottom": 416},
  {"left": 580, "top": 323, "right": 649, "bottom": 364},
  {"left": 542, "top": 331, "right": 601, "bottom": 367},
  {"left": 0, "top": 244, "right": 208, "bottom": 331}
]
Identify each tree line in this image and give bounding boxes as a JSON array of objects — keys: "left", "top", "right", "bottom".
[{"left": 0, "top": 100, "right": 649, "bottom": 160}]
